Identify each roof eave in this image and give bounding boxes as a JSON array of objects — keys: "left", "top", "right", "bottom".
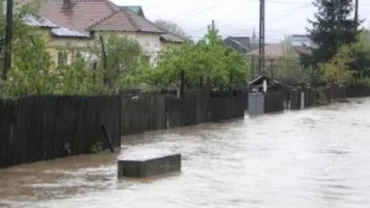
[{"left": 51, "top": 35, "right": 92, "bottom": 39}]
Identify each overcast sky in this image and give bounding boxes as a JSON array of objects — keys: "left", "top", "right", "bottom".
[{"left": 112, "top": 0, "right": 370, "bottom": 42}]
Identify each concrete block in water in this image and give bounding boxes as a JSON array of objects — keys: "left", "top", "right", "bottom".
[{"left": 117, "top": 149, "right": 181, "bottom": 178}]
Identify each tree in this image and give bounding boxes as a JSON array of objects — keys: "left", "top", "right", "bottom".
[
  {"left": 143, "top": 28, "right": 250, "bottom": 89},
  {"left": 307, "top": 0, "right": 361, "bottom": 64},
  {"left": 87, "top": 34, "right": 144, "bottom": 91},
  {"left": 272, "top": 39, "right": 312, "bottom": 84},
  {"left": 154, "top": 19, "right": 187, "bottom": 37},
  {"left": 348, "top": 30, "right": 370, "bottom": 80},
  {"left": 319, "top": 44, "right": 353, "bottom": 84},
  {"left": 2, "top": 36, "right": 56, "bottom": 96}
]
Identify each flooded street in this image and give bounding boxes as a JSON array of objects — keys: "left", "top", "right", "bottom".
[{"left": 1, "top": 98, "right": 370, "bottom": 208}]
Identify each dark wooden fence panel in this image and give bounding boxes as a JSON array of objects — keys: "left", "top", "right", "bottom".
[
  {"left": 325, "top": 86, "right": 333, "bottom": 102},
  {"left": 209, "top": 97, "right": 226, "bottom": 122},
  {"left": 209, "top": 94, "right": 245, "bottom": 121},
  {"left": 347, "top": 85, "right": 370, "bottom": 98},
  {"left": 144, "top": 95, "right": 166, "bottom": 131},
  {"left": 166, "top": 98, "right": 185, "bottom": 128},
  {"left": 0, "top": 96, "right": 121, "bottom": 169},
  {"left": 290, "top": 90, "right": 299, "bottom": 110},
  {"left": 0, "top": 100, "right": 15, "bottom": 167},
  {"left": 96, "top": 96, "right": 121, "bottom": 149},
  {"left": 183, "top": 93, "right": 199, "bottom": 126},
  {"left": 232, "top": 95, "right": 246, "bottom": 119},
  {"left": 195, "top": 90, "right": 210, "bottom": 123},
  {"left": 310, "top": 89, "right": 318, "bottom": 106},
  {"left": 264, "top": 91, "right": 284, "bottom": 113},
  {"left": 121, "top": 97, "right": 145, "bottom": 135}
]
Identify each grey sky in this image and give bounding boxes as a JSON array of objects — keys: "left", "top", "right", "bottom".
[{"left": 112, "top": 0, "right": 370, "bottom": 42}]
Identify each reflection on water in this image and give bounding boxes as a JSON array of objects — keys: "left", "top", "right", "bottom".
[{"left": 1, "top": 98, "right": 370, "bottom": 208}]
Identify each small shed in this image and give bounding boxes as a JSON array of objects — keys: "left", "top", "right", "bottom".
[
  {"left": 247, "top": 75, "right": 296, "bottom": 115},
  {"left": 248, "top": 75, "right": 295, "bottom": 93}
]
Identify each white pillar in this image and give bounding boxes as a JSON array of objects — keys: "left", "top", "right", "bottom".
[{"left": 262, "top": 80, "right": 267, "bottom": 93}]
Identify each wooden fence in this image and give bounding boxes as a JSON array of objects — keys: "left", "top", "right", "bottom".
[
  {"left": 347, "top": 85, "right": 370, "bottom": 98},
  {"left": 0, "top": 90, "right": 247, "bottom": 168},
  {"left": 0, "top": 95, "right": 121, "bottom": 169},
  {"left": 120, "top": 90, "right": 246, "bottom": 135}
]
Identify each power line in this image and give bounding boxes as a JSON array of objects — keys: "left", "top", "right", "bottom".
[
  {"left": 170, "top": 0, "right": 314, "bottom": 22},
  {"left": 144, "top": 0, "right": 170, "bottom": 11},
  {"left": 222, "top": 3, "right": 310, "bottom": 27},
  {"left": 170, "top": 0, "right": 225, "bottom": 21},
  {"left": 189, "top": 3, "right": 311, "bottom": 34}
]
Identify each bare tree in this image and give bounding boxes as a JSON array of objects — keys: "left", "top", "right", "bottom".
[{"left": 154, "top": 19, "right": 187, "bottom": 37}]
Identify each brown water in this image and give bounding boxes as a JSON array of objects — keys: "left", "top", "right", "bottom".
[{"left": 1, "top": 98, "right": 370, "bottom": 208}]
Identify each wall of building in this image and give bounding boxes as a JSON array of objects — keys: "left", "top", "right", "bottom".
[
  {"left": 97, "top": 31, "right": 162, "bottom": 65},
  {"left": 44, "top": 30, "right": 163, "bottom": 66}
]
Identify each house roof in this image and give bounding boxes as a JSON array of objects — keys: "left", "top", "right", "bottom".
[
  {"left": 23, "top": 15, "right": 59, "bottom": 28},
  {"left": 247, "top": 43, "right": 284, "bottom": 57},
  {"left": 249, "top": 75, "right": 295, "bottom": 90},
  {"left": 160, "top": 33, "right": 185, "bottom": 43},
  {"left": 227, "top": 36, "right": 250, "bottom": 47},
  {"left": 87, "top": 9, "right": 164, "bottom": 33},
  {"left": 32, "top": 0, "right": 163, "bottom": 34},
  {"left": 3, "top": 0, "right": 57, "bottom": 28},
  {"left": 51, "top": 27, "right": 91, "bottom": 38}
]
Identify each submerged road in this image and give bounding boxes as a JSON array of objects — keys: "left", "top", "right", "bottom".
[{"left": 1, "top": 98, "right": 370, "bottom": 208}]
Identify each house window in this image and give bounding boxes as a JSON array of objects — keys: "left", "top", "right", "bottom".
[{"left": 57, "top": 52, "right": 68, "bottom": 66}]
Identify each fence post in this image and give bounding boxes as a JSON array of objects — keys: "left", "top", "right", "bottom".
[{"left": 179, "top": 70, "right": 185, "bottom": 99}]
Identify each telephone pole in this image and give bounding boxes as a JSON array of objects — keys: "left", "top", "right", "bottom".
[
  {"left": 354, "top": 0, "right": 359, "bottom": 27},
  {"left": 336, "top": 0, "right": 341, "bottom": 50},
  {"left": 211, "top": 19, "right": 215, "bottom": 30},
  {"left": 258, "top": 0, "right": 265, "bottom": 75},
  {"left": 3, "top": 0, "right": 13, "bottom": 80}
]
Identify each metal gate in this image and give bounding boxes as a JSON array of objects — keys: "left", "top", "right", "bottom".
[{"left": 248, "top": 92, "right": 264, "bottom": 116}]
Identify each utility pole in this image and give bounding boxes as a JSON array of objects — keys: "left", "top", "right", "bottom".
[
  {"left": 258, "top": 0, "right": 265, "bottom": 75},
  {"left": 336, "top": 0, "right": 341, "bottom": 50},
  {"left": 211, "top": 19, "right": 215, "bottom": 30},
  {"left": 354, "top": 0, "right": 359, "bottom": 28},
  {"left": 3, "top": 0, "right": 13, "bottom": 80}
]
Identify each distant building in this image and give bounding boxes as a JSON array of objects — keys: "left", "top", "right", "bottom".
[
  {"left": 290, "top": 34, "right": 312, "bottom": 47},
  {"left": 120, "top": 5, "right": 186, "bottom": 45},
  {"left": 247, "top": 44, "right": 285, "bottom": 57},
  {"left": 224, "top": 36, "right": 259, "bottom": 54},
  {"left": 17, "top": 0, "right": 184, "bottom": 66}
]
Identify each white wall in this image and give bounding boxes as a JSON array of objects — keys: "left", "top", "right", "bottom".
[
  {"left": 112, "top": 32, "right": 162, "bottom": 66},
  {"left": 133, "top": 32, "right": 162, "bottom": 66},
  {"left": 48, "top": 31, "right": 163, "bottom": 66}
]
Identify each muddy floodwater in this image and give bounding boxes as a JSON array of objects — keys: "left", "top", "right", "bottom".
[{"left": 1, "top": 98, "right": 370, "bottom": 208}]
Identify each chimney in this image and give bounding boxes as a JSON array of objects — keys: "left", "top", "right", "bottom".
[{"left": 62, "top": 0, "right": 73, "bottom": 10}]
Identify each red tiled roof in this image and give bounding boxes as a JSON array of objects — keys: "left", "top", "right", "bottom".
[
  {"left": 25, "top": 0, "right": 164, "bottom": 34},
  {"left": 87, "top": 10, "right": 137, "bottom": 32},
  {"left": 87, "top": 9, "right": 164, "bottom": 33},
  {"left": 39, "top": 0, "right": 114, "bottom": 32}
]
